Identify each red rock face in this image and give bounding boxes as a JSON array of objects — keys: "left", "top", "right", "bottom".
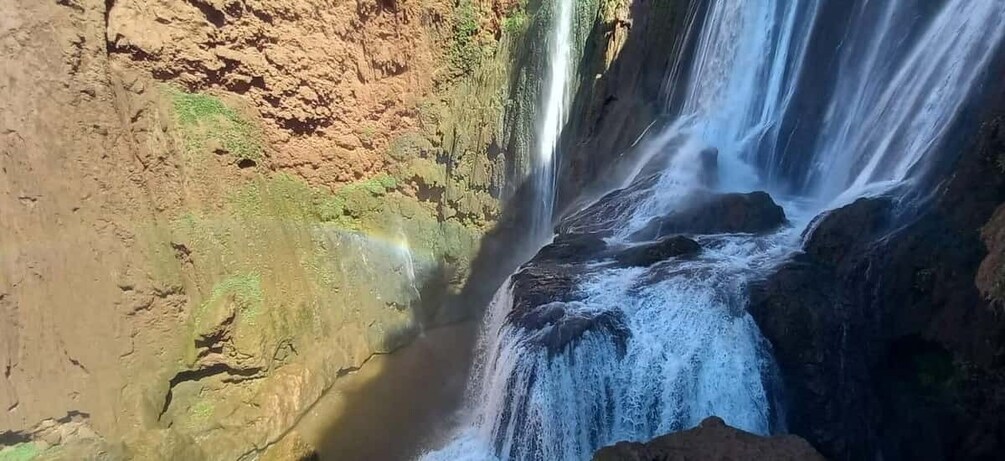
[
  {"left": 105, "top": 0, "right": 516, "bottom": 189},
  {"left": 0, "top": 0, "right": 523, "bottom": 458}
]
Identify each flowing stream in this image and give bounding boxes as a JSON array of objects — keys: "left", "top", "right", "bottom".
[
  {"left": 530, "top": 0, "right": 576, "bottom": 240},
  {"left": 422, "top": 1, "right": 1005, "bottom": 460}
]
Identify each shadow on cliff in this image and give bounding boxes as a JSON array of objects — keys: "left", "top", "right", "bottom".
[
  {"left": 304, "top": 1, "right": 702, "bottom": 458},
  {"left": 557, "top": 0, "right": 700, "bottom": 213},
  {"left": 303, "top": 170, "right": 551, "bottom": 460}
]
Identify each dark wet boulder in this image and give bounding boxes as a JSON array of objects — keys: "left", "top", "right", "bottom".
[
  {"left": 803, "top": 196, "right": 892, "bottom": 268},
  {"left": 612, "top": 235, "right": 701, "bottom": 267},
  {"left": 556, "top": 174, "right": 662, "bottom": 237},
  {"left": 531, "top": 232, "right": 608, "bottom": 264},
  {"left": 593, "top": 416, "right": 826, "bottom": 461},
  {"left": 510, "top": 264, "right": 583, "bottom": 313},
  {"left": 630, "top": 191, "right": 786, "bottom": 240},
  {"left": 507, "top": 264, "right": 630, "bottom": 355},
  {"left": 517, "top": 306, "right": 630, "bottom": 356}
]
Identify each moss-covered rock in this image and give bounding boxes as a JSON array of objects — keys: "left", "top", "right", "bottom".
[
  {"left": 121, "top": 3, "right": 549, "bottom": 458},
  {"left": 0, "top": 443, "right": 41, "bottom": 461},
  {"left": 168, "top": 88, "right": 263, "bottom": 162}
]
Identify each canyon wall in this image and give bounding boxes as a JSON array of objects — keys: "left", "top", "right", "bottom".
[{"left": 0, "top": 0, "right": 543, "bottom": 459}]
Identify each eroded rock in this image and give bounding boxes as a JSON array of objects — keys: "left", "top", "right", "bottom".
[
  {"left": 508, "top": 263, "right": 630, "bottom": 355},
  {"left": 593, "top": 416, "right": 826, "bottom": 461},
  {"left": 613, "top": 235, "right": 701, "bottom": 267},
  {"left": 532, "top": 233, "right": 608, "bottom": 264},
  {"left": 631, "top": 191, "right": 787, "bottom": 240}
]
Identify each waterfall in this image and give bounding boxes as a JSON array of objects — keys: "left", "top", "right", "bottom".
[
  {"left": 530, "top": 0, "right": 575, "bottom": 239},
  {"left": 809, "top": 0, "right": 1005, "bottom": 204},
  {"left": 421, "top": 1, "right": 1005, "bottom": 460}
]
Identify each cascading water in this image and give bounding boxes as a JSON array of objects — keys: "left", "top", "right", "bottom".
[
  {"left": 808, "top": 0, "right": 1005, "bottom": 203},
  {"left": 530, "top": 0, "right": 575, "bottom": 239},
  {"left": 422, "top": 1, "right": 1005, "bottom": 460}
]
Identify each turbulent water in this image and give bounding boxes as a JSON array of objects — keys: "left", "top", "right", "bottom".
[{"left": 422, "top": 1, "right": 1005, "bottom": 460}]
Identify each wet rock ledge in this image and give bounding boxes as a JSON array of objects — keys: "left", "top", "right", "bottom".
[{"left": 593, "top": 416, "right": 826, "bottom": 461}]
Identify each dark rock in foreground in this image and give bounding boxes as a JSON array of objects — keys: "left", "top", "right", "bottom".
[
  {"left": 802, "top": 196, "right": 892, "bottom": 268},
  {"left": 532, "top": 232, "right": 608, "bottom": 264},
  {"left": 613, "top": 235, "right": 701, "bottom": 267},
  {"left": 748, "top": 116, "right": 1005, "bottom": 461},
  {"left": 593, "top": 416, "right": 826, "bottom": 461},
  {"left": 631, "top": 190, "right": 787, "bottom": 240}
]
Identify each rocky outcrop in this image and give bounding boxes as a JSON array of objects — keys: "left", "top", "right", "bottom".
[
  {"left": 533, "top": 232, "right": 609, "bottom": 264},
  {"left": 612, "top": 235, "right": 701, "bottom": 267},
  {"left": 630, "top": 191, "right": 787, "bottom": 240},
  {"left": 507, "top": 166, "right": 787, "bottom": 357},
  {"left": 749, "top": 114, "right": 1005, "bottom": 460},
  {"left": 593, "top": 416, "right": 826, "bottom": 461}
]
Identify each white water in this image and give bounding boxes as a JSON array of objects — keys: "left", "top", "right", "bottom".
[
  {"left": 811, "top": 0, "right": 1005, "bottom": 205},
  {"left": 422, "top": 1, "right": 1005, "bottom": 460},
  {"left": 531, "top": 0, "right": 575, "bottom": 239}
]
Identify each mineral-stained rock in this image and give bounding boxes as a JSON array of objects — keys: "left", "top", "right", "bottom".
[
  {"left": 593, "top": 416, "right": 826, "bottom": 461},
  {"left": 0, "top": 0, "right": 525, "bottom": 458}
]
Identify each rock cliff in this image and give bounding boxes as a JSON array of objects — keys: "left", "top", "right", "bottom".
[
  {"left": 749, "top": 111, "right": 1005, "bottom": 460},
  {"left": 0, "top": 0, "right": 540, "bottom": 459}
]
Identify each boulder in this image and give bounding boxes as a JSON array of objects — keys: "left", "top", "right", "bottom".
[
  {"left": 507, "top": 264, "right": 630, "bottom": 355},
  {"left": 556, "top": 174, "right": 662, "bottom": 237},
  {"left": 630, "top": 191, "right": 786, "bottom": 240},
  {"left": 612, "top": 235, "right": 701, "bottom": 267},
  {"left": 803, "top": 196, "right": 891, "bottom": 268},
  {"left": 593, "top": 416, "right": 826, "bottom": 461},
  {"left": 510, "top": 264, "right": 583, "bottom": 313},
  {"left": 532, "top": 233, "right": 608, "bottom": 264}
]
